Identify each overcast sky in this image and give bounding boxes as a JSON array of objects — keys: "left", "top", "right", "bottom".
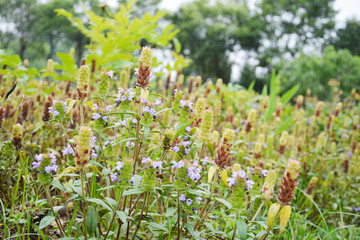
[{"left": 106, "top": 0, "right": 360, "bottom": 26}]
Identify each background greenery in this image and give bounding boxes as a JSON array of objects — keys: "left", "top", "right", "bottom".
[{"left": 0, "top": 0, "right": 359, "bottom": 98}]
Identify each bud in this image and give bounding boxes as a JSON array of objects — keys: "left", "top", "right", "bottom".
[
  {"left": 215, "top": 128, "right": 234, "bottom": 168},
  {"left": 247, "top": 109, "right": 256, "bottom": 123},
  {"left": 142, "top": 161, "right": 157, "bottom": 191},
  {"left": 344, "top": 117, "right": 350, "bottom": 129},
  {"left": 98, "top": 72, "right": 109, "bottom": 97},
  {"left": 0, "top": 106, "right": 4, "bottom": 129},
  {"left": 178, "top": 74, "right": 184, "bottom": 88},
  {"left": 76, "top": 126, "right": 92, "bottom": 168},
  {"left": 276, "top": 102, "right": 282, "bottom": 117},
  {"left": 315, "top": 101, "right": 324, "bottom": 117},
  {"left": 12, "top": 123, "right": 24, "bottom": 149},
  {"left": 118, "top": 158, "right": 133, "bottom": 189},
  {"left": 254, "top": 142, "right": 262, "bottom": 158},
  {"left": 195, "top": 76, "right": 202, "bottom": 88},
  {"left": 136, "top": 47, "right": 153, "bottom": 88},
  {"left": 216, "top": 78, "right": 223, "bottom": 93},
  {"left": 279, "top": 131, "right": 288, "bottom": 146},
  {"left": 277, "top": 159, "right": 300, "bottom": 205},
  {"left": 233, "top": 163, "right": 241, "bottom": 172},
  {"left": 172, "top": 90, "right": 184, "bottom": 114},
  {"left": 334, "top": 102, "right": 342, "bottom": 117},
  {"left": 306, "top": 176, "right": 318, "bottom": 195},
  {"left": 211, "top": 130, "right": 219, "bottom": 147},
  {"left": 23, "top": 59, "right": 29, "bottom": 68},
  {"left": 194, "top": 98, "right": 206, "bottom": 119},
  {"left": 262, "top": 170, "right": 276, "bottom": 199},
  {"left": 199, "top": 109, "right": 213, "bottom": 143},
  {"left": 162, "top": 128, "right": 176, "bottom": 151},
  {"left": 47, "top": 59, "right": 53, "bottom": 73},
  {"left": 77, "top": 65, "right": 90, "bottom": 100},
  {"left": 353, "top": 115, "right": 359, "bottom": 131},
  {"left": 39, "top": 154, "right": 52, "bottom": 185},
  {"left": 296, "top": 95, "right": 304, "bottom": 109}
]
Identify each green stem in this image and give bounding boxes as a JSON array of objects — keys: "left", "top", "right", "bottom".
[
  {"left": 104, "top": 190, "right": 124, "bottom": 240},
  {"left": 248, "top": 199, "right": 266, "bottom": 227},
  {"left": 194, "top": 169, "right": 218, "bottom": 230},
  {"left": 80, "top": 100, "right": 84, "bottom": 126},
  {"left": 131, "top": 192, "right": 149, "bottom": 240},
  {"left": 45, "top": 186, "right": 66, "bottom": 237},
  {"left": 177, "top": 190, "right": 181, "bottom": 240},
  {"left": 231, "top": 213, "right": 238, "bottom": 240},
  {"left": 80, "top": 168, "right": 88, "bottom": 240}
]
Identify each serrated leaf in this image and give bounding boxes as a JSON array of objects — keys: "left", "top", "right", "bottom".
[
  {"left": 208, "top": 166, "right": 216, "bottom": 183},
  {"left": 235, "top": 219, "right": 247, "bottom": 240},
  {"left": 39, "top": 216, "right": 55, "bottom": 229},
  {"left": 220, "top": 169, "right": 228, "bottom": 186},
  {"left": 279, "top": 205, "right": 291, "bottom": 233},
  {"left": 86, "top": 206, "right": 97, "bottom": 236},
  {"left": 267, "top": 203, "right": 281, "bottom": 230}
]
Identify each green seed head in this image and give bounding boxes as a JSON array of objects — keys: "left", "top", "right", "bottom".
[
  {"left": 47, "top": 59, "right": 53, "bottom": 73},
  {"left": 285, "top": 159, "right": 300, "bottom": 180},
  {"left": 279, "top": 131, "right": 288, "bottom": 146},
  {"left": 98, "top": 72, "right": 109, "bottom": 97},
  {"left": 247, "top": 109, "right": 256, "bottom": 123},
  {"left": 77, "top": 65, "right": 90, "bottom": 99},
  {"left": 76, "top": 126, "right": 92, "bottom": 168},
  {"left": 13, "top": 123, "right": 24, "bottom": 139},
  {"left": 195, "top": 98, "right": 206, "bottom": 118},
  {"left": 199, "top": 109, "right": 214, "bottom": 143},
  {"left": 140, "top": 46, "right": 153, "bottom": 68},
  {"left": 262, "top": 169, "right": 276, "bottom": 200},
  {"left": 221, "top": 128, "right": 235, "bottom": 146}
]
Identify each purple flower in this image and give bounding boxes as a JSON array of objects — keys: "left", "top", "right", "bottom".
[
  {"left": 154, "top": 99, "right": 162, "bottom": 105},
  {"left": 32, "top": 161, "right": 41, "bottom": 169},
  {"left": 172, "top": 146, "right": 180, "bottom": 153},
  {"left": 196, "top": 196, "right": 202, "bottom": 204},
  {"left": 116, "top": 161, "right": 124, "bottom": 171},
  {"left": 186, "top": 198, "right": 193, "bottom": 206},
  {"left": 233, "top": 170, "right": 246, "bottom": 179},
  {"left": 172, "top": 160, "right": 185, "bottom": 169},
  {"left": 184, "top": 147, "right": 190, "bottom": 155},
  {"left": 102, "top": 115, "right": 108, "bottom": 122},
  {"left": 34, "top": 154, "right": 43, "bottom": 162},
  {"left": 107, "top": 70, "right": 114, "bottom": 78},
  {"left": 105, "top": 105, "right": 112, "bottom": 112},
  {"left": 93, "top": 112, "right": 101, "bottom": 120},
  {"left": 149, "top": 72, "right": 155, "bottom": 79},
  {"left": 185, "top": 126, "right": 191, "bottom": 132},
  {"left": 111, "top": 174, "right": 118, "bottom": 181},
  {"left": 246, "top": 180, "right": 255, "bottom": 189},
  {"left": 91, "top": 150, "right": 98, "bottom": 158},
  {"left": 142, "top": 157, "right": 151, "bottom": 164},
  {"left": 153, "top": 161, "right": 163, "bottom": 169},
  {"left": 141, "top": 98, "right": 147, "bottom": 104},
  {"left": 62, "top": 144, "right": 75, "bottom": 156},
  {"left": 261, "top": 169, "right": 268, "bottom": 176},
  {"left": 182, "top": 141, "right": 191, "bottom": 147},
  {"left": 49, "top": 152, "right": 57, "bottom": 164},
  {"left": 180, "top": 194, "right": 186, "bottom": 202},
  {"left": 90, "top": 136, "right": 96, "bottom": 148},
  {"left": 180, "top": 100, "right": 187, "bottom": 108},
  {"left": 93, "top": 104, "right": 99, "bottom": 111},
  {"left": 228, "top": 177, "right": 236, "bottom": 187}
]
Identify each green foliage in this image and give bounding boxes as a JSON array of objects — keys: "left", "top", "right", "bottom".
[
  {"left": 328, "top": 19, "right": 360, "bottom": 56},
  {"left": 278, "top": 46, "right": 360, "bottom": 99},
  {"left": 56, "top": 1, "right": 180, "bottom": 69}
]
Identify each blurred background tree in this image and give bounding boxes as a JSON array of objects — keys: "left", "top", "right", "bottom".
[{"left": 0, "top": 0, "right": 359, "bottom": 99}]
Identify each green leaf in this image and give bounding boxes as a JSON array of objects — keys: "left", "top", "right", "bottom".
[
  {"left": 123, "top": 188, "right": 144, "bottom": 196},
  {"left": 39, "top": 216, "right": 55, "bottom": 229},
  {"left": 214, "top": 198, "right": 232, "bottom": 209},
  {"left": 204, "top": 222, "right": 215, "bottom": 233},
  {"left": 235, "top": 219, "right": 247, "bottom": 240},
  {"left": 116, "top": 210, "right": 127, "bottom": 224},
  {"left": 87, "top": 198, "right": 112, "bottom": 211},
  {"left": 147, "top": 222, "right": 169, "bottom": 233},
  {"left": 53, "top": 206, "right": 64, "bottom": 215},
  {"left": 247, "top": 80, "right": 255, "bottom": 92},
  {"left": 55, "top": 166, "right": 77, "bottom": 180},
  {"left": 280, "top": 85, "right": 299, "bottom": 105},
  {"left": 185, "top": 223, "right": 195, "bottom": 236},
  {"left": 173, "top": 37, "right": 181, "bottom": 53},
  {"left": 165, "top": 207, "right": 177, "bottom": 217},
  {"left": 86, "top": 206, "right": 98, "bottom": 236}
]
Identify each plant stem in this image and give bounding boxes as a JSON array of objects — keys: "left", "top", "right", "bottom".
[
  {"left": 194, "top": 169, "right": 218, "bottom": 230},
  {"left": 198, "top": 143, "right": 205, "bottom": 166},
  {"left": 80, "top": 168, "right": 88, "bottom": 240},
  {"left": 248, "top": 199, "right": 266, "bottom": 227},
  {"left": 177, "top": 190, "right": 181, "bottom": 240},
  {"left": 80, "top": 100, "right": 84, "bottom": 126},
  {"left": 231, "top": 213, "right": 238, "bottom": 240},
  {"left": 44, "top": 186, "right": 66, "bottom": 237},
  {"left": 131, "top": 192, "right": 149, "bottom": 240},
  {"left": 104, "top": 190, "right": 124, "bottom": 240}
]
